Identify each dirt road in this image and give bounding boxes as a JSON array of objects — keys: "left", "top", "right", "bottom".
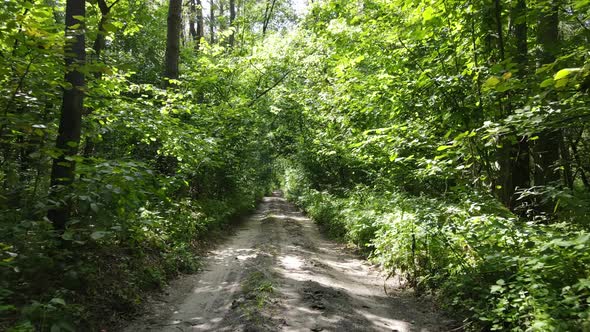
[{"left": 121, "top": 193, "right": 452, "bottom": 331}]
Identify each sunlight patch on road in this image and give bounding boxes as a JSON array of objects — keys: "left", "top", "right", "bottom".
[
  {"left": 356, "top": 310, "right": 412, "bottom": 331},
  {"left": 280, "top": 255, "right": 305, "bottom": 269},
  {"left": 267, "top": 213, "right": 308, "bottom": 221}
]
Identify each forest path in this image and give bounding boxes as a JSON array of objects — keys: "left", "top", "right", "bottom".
[{"left": 120, "top": 192, "right": 452, "bottom": 332}]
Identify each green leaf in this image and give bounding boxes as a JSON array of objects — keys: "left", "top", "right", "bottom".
[
  {"left": 90, "top": 231, "right": 108, "bottom": 240},
  {"left": 62, "top": 231, "right": 74, "bottom": 241},
  {"left": 103, "top": 22, "right": 118, "bottom": 33},
  {"left": 50, "top": 297, "right": 66, "bottom": 306},
  {"left": 490, "top": 285, "right": 504, "bottom": 293},
  {"left": 554, "top": 68, "right": 573, "bottom": 80},
  {"left": 555, "top": 78, "right": 568, "bottom": 88},
  {"left": 540, "top": 78, "right": 554, "bottom": 88},
  {"left": 422, "top": 7, "right": 434, "bottom": 22},
  {"left": 483, "top": 76, "right": 501, "bottom": 88}
]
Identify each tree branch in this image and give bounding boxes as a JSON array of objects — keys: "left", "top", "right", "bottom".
[{"left": 247, "top": 70, "right": 291, "bottom": 107}]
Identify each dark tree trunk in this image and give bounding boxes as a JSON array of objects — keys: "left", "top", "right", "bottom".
[
  {"left": 189, "top": 0, "right": 198, "bottom": 46},
  {"left": 92, "top": 0, "right": 118, "bottom": 67},
  {"left": 534, "top": 1, "right": 561, "bottom": 186},
  {"left": 197, "top": 0, "right": 204, "bottom": 49},
  {"left": 164, "top": 0, "right": 182, "bottom": 83},
  {"left": 493, "top": 0, "right": 505, "bottom": 60},
  {"left": 210, "top": 0, "right": 215, "bottom": 44},
  {"left": 229, "top": 0, "right": 236, "bottom": 47},
  {"left": 84, "top": 0, "right": 119, "bottom": 158},
  {"left": 513, "top": 0, "right": 527, "bottom": 67},
  {"left": 48, "top": 0, "right": 86, "bottom": 231},
  {"left": 570, "top": 134, "right": 590, "bottom": 189},
  {"left": 509, "top": 0, "right": 530, "bottom": 208},
  {"left": 490, "top": 0, "right": 513, "bottom": 206},
  {"left": 219, "top": 1, "right": 225, "bottom": 31},
  {"left": 559, "top": 130, "right": 574, "bottom": 189},
  {"left": 262, "top": 0, "right": 277, "bottom": 37}
]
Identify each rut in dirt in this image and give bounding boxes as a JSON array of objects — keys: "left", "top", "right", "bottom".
[{"left": 121, "top": 192, "right": 453, "bottom": 332}]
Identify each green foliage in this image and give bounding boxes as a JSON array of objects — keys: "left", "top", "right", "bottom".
[
  {"left": 270, "top": 1, "right": 590, "bottom": 329},
  {"left": 1, "top": 0, "right": 276, "bottom": 329},
  {"left": 285, "top": 168, "right": 590, "bottom": 331},
  {"left": 2, "top": 0, "right": 590, "bottom": 330}
]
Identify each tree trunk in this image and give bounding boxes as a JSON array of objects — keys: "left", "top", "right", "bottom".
[
  {"left": 189, "top": 0, "right": 198, "bottom": 46},
  {"left": 197, "top": 0, "right": 204, "bottom": 49},
  {"left": 47, "top": 0, "right": 86, "bottom": 231},
  {"left": 509, "top": 0, "right": 530, "bottom": 208},
  {"left": 559, "top": 129, "right": 574, "bottom": 189},
  {"left": 534, "top": 1, "right": 561, "bottom": 186},
  {"left": 229, "top": 0, "right": 235, "bottom": 47},
  {"left": 219, "top": 1, "right": 225, "bottom": 31},
  {"left": 210, "top": 0, "right": 215, "bottom": 44},
  {"left": 493, "top": 0, "right": 505, "bottom": 61},
  {"left": 84, "top": 0, "right": 118, "bottom": 158},
  {"left": 262, "top": 0, "right": 277, "bottom": 37},
  {"left": 570, "top": 134, "right": 590, "bottom": 189},
  {"left": 490, "top": 0, "right": 513, "bottom": 206},
  {"left": 92, "top": 0, "right": 118, "bottom": 68},
  {"left": 164, "top": 0, "right": 182, "bottom": 83}
]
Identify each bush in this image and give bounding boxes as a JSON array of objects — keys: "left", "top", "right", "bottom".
[{"left": 283, "top": 165, "right": 590, "bottom": 331}]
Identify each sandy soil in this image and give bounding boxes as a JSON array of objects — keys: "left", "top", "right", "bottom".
[{"left": 120, "top": 193, "right": 454, "bottom": 332}]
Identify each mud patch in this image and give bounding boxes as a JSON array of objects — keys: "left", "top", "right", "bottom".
[
  {"left": 301, "top": 280, "right": 350, "bottom": 312},
  {"left": 298, "top": 280, "right": 374, "bottom": 331},
  {"left": 228, "top": 270, "right": 280, "bottom": 331}
]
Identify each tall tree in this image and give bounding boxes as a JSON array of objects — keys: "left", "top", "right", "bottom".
[
  {"left": 210, "top": 0, "right": 216, "bottom": 44},
  {"left": 84, "top": 0, "right": 120, "bottom": 158},
  {"left": 189, "top": 0, "right": 198, "bottom": 45},
  {"left": 262, "top": 0, "right": 277, "bottom": 37},
  {"left": 229, "top": 0, "right": 236, "bottom": 47},
  {"left": 197, "top": 0, "right": 204, "bottom": 49},
  {"left": 534, "top": 0, "right": 561, "bottom": 186},
  {"left": 93, "top": 0, "right": 119, "bottom": 65},
  {"left": 490, "top": 0, "right": 513, "bottom": 206},
  {"left": 47, "top": 0, "right": 86, "bottom": 231},
  {"left": 188, "top": 0, "right": 205, "bottom": 50},
  {"left": 219, "top": 0, "right": 225, "bottom": 31},
  {"left": 509, "top": 0, "right": 531, "bottom": 208},
  {"left": 164, "top": 0, "right": 182, "bottom": 82}
]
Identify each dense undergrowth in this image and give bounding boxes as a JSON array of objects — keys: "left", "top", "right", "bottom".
[
  {"left": 2, "top": 190, "right": 263, "bottom": 331},
  {"left": 282, "top": 163, "right": 590, "bottom": 330}
]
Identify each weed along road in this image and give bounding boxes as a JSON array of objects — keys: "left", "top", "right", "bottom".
[{"left": 121, "top": 193, "right": 451, "bottom": 331}]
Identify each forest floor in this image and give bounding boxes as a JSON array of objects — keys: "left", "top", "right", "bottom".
[{"left": 119, "top": 192, "right": 454, "bottom": 332}]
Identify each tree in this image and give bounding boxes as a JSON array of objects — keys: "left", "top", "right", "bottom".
[
  {"left": 534, "top": 0, "right": 561, "bottom": 186},
  {"left": 189, "top": 0, "right": 198, "bottom": 47},
  {"left": 164, "top": 0, "right": 182, "bottom": 82},
  {"left": 196, "top": 0, "right": 205, "bottom": 49},
  {"left": 210, "top": 0, "right": 216, "bottom": 44},
  {"left": 93, "top": 0, "right": 120, "bottom": 65},
  {"left": 47, "top": 0, "right": 86, "bottom": 231},
  {"left": 262, "top": 0, "right": 277, "bottom": 37},
  {"left": 509, "top": 0, "right": 531, "bottom": 208},
  {"left": 188, "top": 0, "right": 205, "bottom": 49},
  {"left": 84, "top": 0, "right": 120, "bottom": 158},
  {"left": 229, "top": 0, "right": 236, "bottom": 47}
]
